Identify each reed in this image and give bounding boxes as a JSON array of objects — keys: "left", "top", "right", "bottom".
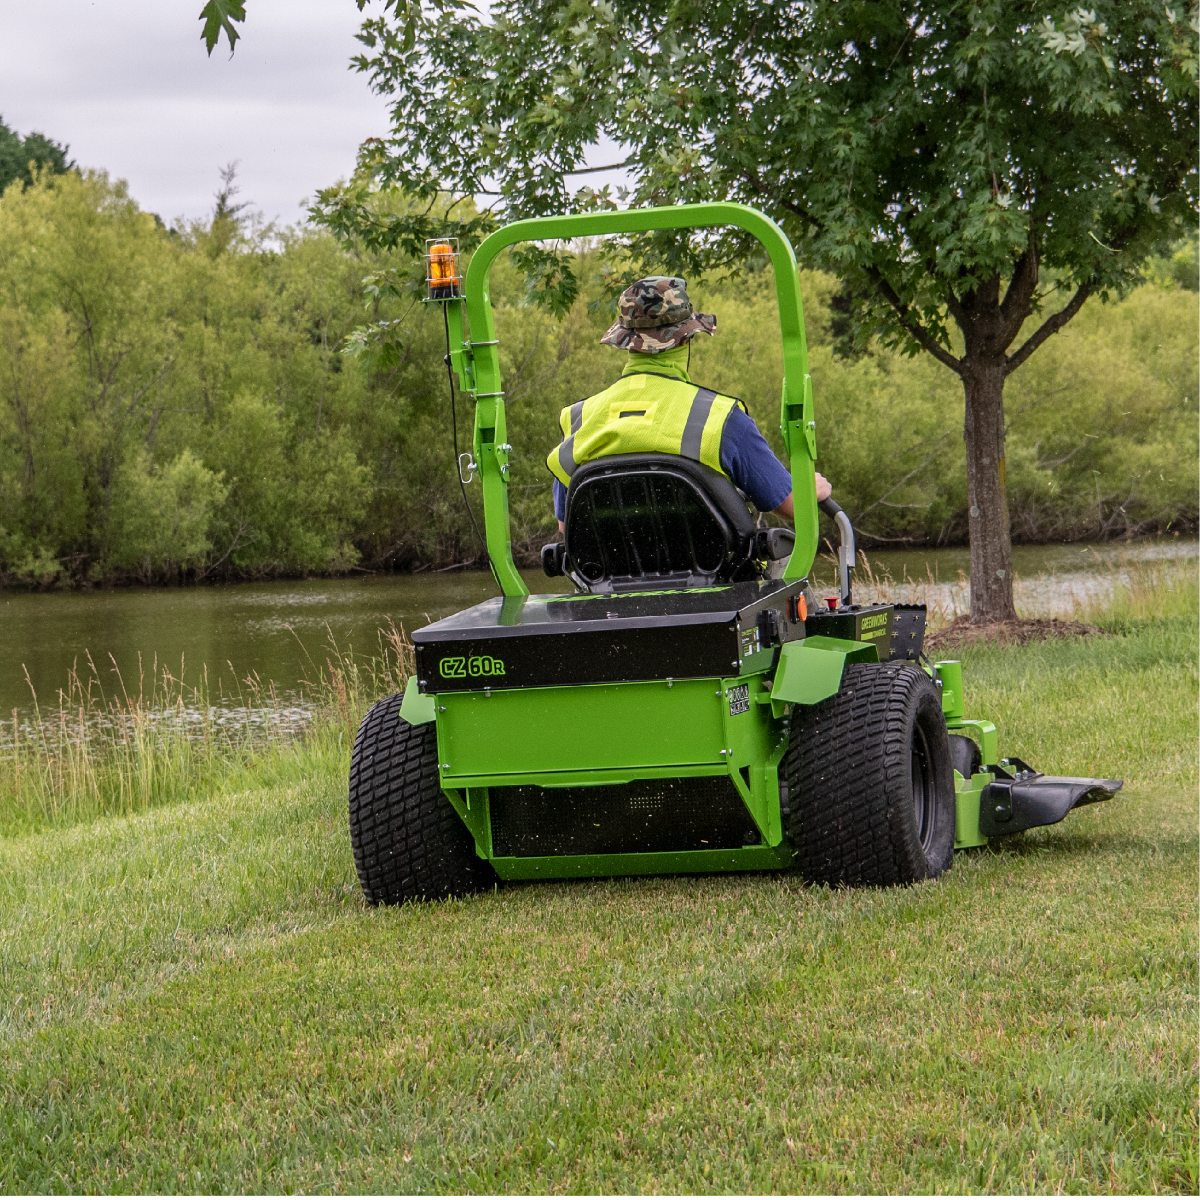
[
  {"left": 0, "top": 619, "right": 414, "bottom": 836},
  {"left": 810, "top": 545, "right": 1198, "bottom": 628},
  {"left": 1084, "top": 551, "right": 1200, "bottom": 627},
  {"left": 2, "top": 557, "right": 1194, "bottom": 837}
]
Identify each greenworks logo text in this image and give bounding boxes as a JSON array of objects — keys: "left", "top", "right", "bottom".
[{"left": 440, "top": 655, "right": 506, "bottom": 679}]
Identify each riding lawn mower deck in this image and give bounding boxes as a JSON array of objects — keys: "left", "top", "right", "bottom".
[{"left": 348, "top": 203, "right": 1121, "bottom": 904}]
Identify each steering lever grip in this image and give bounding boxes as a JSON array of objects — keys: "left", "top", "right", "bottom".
[{"left": 819, "top": 497, "right": 855, "bottom": 606}]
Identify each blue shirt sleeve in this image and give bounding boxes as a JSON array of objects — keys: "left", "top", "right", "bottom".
[
  {"left": 553, "top": 478, "right": 568, "bottom": 522},
  {"left": 719, "top": 405, "right": 793, "bottom": 513}
]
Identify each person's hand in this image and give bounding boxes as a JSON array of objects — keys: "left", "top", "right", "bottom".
[{"left": 815, "top": 471, "right": 832, "bottom": 502}]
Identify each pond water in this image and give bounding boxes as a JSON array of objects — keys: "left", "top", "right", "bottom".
[
  {"left": 1, "top": 536, "right": 1194, "bottom": 729},
  {"left": 828, "top": 536, "right": 1198, "bottom": 622}
]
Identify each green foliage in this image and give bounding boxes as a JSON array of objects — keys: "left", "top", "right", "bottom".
[
  {"left": 106, "top": 449, "right": 228, "bottom": 580},
  {"left": 1144, "top": 233, "right": 1200, "bottom": 291},
  {"left": 326, "top": 0, "right": 1199, "bottom": 622},
  {"left": 487, "top": 258, "right": 1199, "bottom": 550},
  {"left": 340, "top": 0, "right": 1197, "bottom": 334},
  {"left": 806, "top": 276, "right": 1200, "bottom": 545},
  {"left": 0, "top": 118, "right": 72, "bottom": 194},
  {"left": 198, "top": 0, "right": 246, "bottom": 55},
  {"left": 0, "top": 171, "right": 457, "bottom": 584},
  {"left": 0, "top": 171, "right": 1194, "bottom": 586}
]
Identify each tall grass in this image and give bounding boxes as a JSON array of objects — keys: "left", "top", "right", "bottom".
[
  {"left": 2, "top": 556, "right": 1194, "bottom": 837},
  {"left": 810, "top": 546, "right": 1199, "bottom": 628},
  {"left": 1084, "top": 553, "right": 1200, "bottom": 628},
  {"left": 0, "top": 621, "right": 413, "bottom": 836}
]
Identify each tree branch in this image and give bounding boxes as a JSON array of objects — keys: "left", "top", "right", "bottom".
[
  {"left": 854, "top": 431, "right": 953, "bottom": 519},
  {"left": 865, "top": 267, "right": 964, "bottom": 376},
  {"left": 197, "top": 517, "right": 251, "bottom": 580},
  {"left": 561, "top": 160, "right": 631, "bottom": 175},
  {"left": 740, "top": 169, "right": 820, "bottom": 226},
  {"left": 848, "top": 525, "right": 920, "bottom": 545},
  {"left": 1036, "top": 432, "right": 1099, "bottom": 469},
  {"left": 999, "top": 227, "right": 1040, "bottom": 344},
  {"left": 1004, "top": 281, "right": 1093, "bottom": 375},
  {"left": 746, "top": 171, "right": 961, "bottom": 376}
]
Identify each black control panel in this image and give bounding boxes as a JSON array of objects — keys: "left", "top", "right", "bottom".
[
  {"left": 804, "top": 603, "right": 894, "bottom": 660},
  {"left": 413, "top": 578, "right": 808, "bottom": 692}
]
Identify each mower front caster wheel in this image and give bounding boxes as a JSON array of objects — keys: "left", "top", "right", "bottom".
[
  {"left": 786, "top": 663, "right": 956, "bottom": 887},
  {"left": 349, "top": 693, "right": 497, "bottom": 905}
]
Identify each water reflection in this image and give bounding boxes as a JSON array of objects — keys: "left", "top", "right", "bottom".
[
  {"left": 1, "top": 539, "right": 1193, "bottom": 736},
  {"left": 6, "top": 700, "right": 316, "bottom": 756}
]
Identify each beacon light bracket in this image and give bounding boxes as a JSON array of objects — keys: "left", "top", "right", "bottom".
[{"left": 425, "top": 238, "right": 462, "bottom": 301}]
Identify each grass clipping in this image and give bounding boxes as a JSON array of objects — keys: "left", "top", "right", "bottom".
[{"left": 926, "top": 615, "right": 1104, "bottom": 651}]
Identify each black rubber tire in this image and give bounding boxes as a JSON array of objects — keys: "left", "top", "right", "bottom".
[
  {"left": 348, "top": 693, "right": 498, "bottom": 905},
  {"left": 948, "top": 733, "right": 982, "bottom": 781},
  {"left": 785, "top": 662, "right": 956, "bottom": 886}
]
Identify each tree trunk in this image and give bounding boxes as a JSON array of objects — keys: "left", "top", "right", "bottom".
[
  {"left": 961, "top": 354, "right": 1017, "bottom": 624},
  {"left": 884, "top": 242, "right": 1091, "bottom": 624}
]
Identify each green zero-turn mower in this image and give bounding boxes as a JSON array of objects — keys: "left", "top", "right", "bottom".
[{"left": 347, "top": 203, "right": 1122, "bottom": 904}]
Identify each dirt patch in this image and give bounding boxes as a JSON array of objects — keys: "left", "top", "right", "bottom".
[{"left": 925, "top": 616, "right": 1105, "bottom": 652}]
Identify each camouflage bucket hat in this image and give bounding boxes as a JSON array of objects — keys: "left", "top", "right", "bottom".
[{"left": 600, "top": 276, "right": 716, "bottom": 353}]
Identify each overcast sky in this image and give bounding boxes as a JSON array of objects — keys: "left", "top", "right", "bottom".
[
  {"left": 0, "top": 0, "right": 394, "bottom": 227},
  {"left": 0, "top": 0, "right": 630, "bottom": 230}
]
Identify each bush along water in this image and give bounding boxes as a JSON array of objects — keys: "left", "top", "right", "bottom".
[{"left": 0, "top": 170, "right": 1195, "bottom": 587}]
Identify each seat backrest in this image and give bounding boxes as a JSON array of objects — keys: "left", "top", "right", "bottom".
[{"left": 564, "top": 453, "right": 758, "bottom": 592}]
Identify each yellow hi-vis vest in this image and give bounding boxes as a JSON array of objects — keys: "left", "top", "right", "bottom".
[{"left": 546, "top": 372, "right": 738, "bottom": 486}]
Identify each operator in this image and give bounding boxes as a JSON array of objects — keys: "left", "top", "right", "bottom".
[{"left": 547, "top": 276, "right": 831, "bottom": 531}]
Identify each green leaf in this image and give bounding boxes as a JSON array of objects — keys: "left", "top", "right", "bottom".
[{"left": 199, "top": 0, "right": 246, "bottom": 57}]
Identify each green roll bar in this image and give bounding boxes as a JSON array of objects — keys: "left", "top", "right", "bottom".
[{"left": 443, "top": 202, "right": 818, "bottom": 597}]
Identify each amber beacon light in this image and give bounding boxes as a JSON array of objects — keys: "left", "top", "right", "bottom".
[{"left": 426, "top": 239, "right": 461, "bottom": 300}]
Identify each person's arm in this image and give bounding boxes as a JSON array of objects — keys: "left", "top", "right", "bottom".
[
  {"left": 772, "top": 472, "right": 831, "bottom": 521},
  {"left": 720, "top": 406, "right": 832, "bottom": 522},
  {"left": 553, "top": 478, "right": 567, "bottom": 535}
]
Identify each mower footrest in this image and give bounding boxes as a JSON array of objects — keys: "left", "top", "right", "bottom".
[{"left": 979, "top": 775, "right": 1123, "bottom": 838}]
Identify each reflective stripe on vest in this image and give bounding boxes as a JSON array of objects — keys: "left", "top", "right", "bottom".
[
  {"left": 556, "top": 399, "right": 585, "bottom": 477},
  {"left": 546, "top": 374, "right": 736, "bottom": 486}
]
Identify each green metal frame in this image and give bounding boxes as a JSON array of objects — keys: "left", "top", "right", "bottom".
[
  {"left": 934, "top": 659, "right": 997, "bottom": 850},
  {"left": 408, "top": 204, "right": 1008, "bottom": 881},
  {"left": 432, "top": 667, "right": 804, "bottom": 880},
  {"left": 415, "top": 648, "right": 1001, "bottom": 879},
  {"left": 441, "top": 202, "right": 820, "bottom": 595}
]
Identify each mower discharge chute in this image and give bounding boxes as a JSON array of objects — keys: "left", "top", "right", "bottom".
[{"left": 348, "top": 204, "right": 1121, "bottom": 904}]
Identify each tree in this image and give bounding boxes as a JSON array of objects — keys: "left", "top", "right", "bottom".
[
  {"left": 0, "top": 118, "right": 72, "bottom": 194},
  {"left": 207, "top": 161, "right": 253, "bottom": 255},
  {"left": 0, "top": 166, "right": 445, "bottom": 584},
  {"left": 301, "top": 0, "right": 1197, "bottom": 621}
]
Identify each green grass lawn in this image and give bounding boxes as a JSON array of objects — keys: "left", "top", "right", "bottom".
[{"left": 1, "top": 585, "right": 1196, "bottom": 1193}]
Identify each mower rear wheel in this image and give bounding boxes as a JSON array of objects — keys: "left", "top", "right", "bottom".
[
  {"left": 349, "top": 693, "right": 497, "bottom": 905},
  {"left": 786, "top": 663, "right": 956, "bottom": 886}
]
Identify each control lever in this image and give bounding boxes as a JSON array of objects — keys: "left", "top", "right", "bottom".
[{"left": 819, "top": 497, "right": 855, "bottom": 606}]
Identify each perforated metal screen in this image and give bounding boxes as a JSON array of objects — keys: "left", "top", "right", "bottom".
[{"left": 489, "top": 776, "right": 760, "bottom": 857}]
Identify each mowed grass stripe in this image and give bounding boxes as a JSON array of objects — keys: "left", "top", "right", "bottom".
[
  {"left": 0, "top": 584, "right": 1196, "bottom": 1193},
  {"left": 2, "top": 790, "right": 1194, "bottom": 1193}
]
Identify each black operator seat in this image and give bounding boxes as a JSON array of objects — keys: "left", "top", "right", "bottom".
[{"left": 541, "top": 453, "right": 794, "bottom": 595}]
